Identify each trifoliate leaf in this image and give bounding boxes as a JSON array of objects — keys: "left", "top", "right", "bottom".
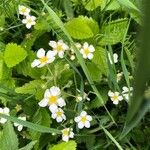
[
  {"left": 51, "top": 141, "right": 77, "bottom": 150},
  {"left": 15, "top": 80, "right": 45, "bottom": 100},
  {"left": 0, "top": 122, "right": 18, "bottom": 150},
  {"left": 99, "top": 18, "right": 128, "bottom": 45},
  {"left": 84, "top": 0, "right": 103, "bottom": 11},
  {"left": 65, "top": 16, "right": 99, "bottom": 39},
  {"left": 4, "top": 43, "right": 27, "bottom": 68},
  {"left": 92, "top": 47, "right": 108, "bottom": 76}
]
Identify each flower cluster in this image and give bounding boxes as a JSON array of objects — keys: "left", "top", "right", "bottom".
[{"left": 19, "top": 5, "right": 36, "bottom": 29}]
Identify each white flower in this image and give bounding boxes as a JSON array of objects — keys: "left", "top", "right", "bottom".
[
  {"left": 0, "top": 107, "right": 10, "bottom": 124},
  {"left": 38, "top": 86, "right": 66, "bottom": 113},
  {"left": 51, "top": 108, "right": 66, "bottom": 122},
  {"left": 74, "top": 111, "right": 92, "bottom": 129},
  {"left": 80, "top": 42, "right": 95, "bottom": 60},
  {"left": 117, "top": 72, "right": 123, "bottom": 82},
  {"left": 108, "top": 91, "right": 123, "bottom": 105},
  {"left": 108, "top": 52, "right": 118, "bottom": 64},
  {"left": 19, "top": 5, "right": 30, "bottom": 16},
  {"left": 31, "top": 48, "right": 56, "bottom": 68},
  {"left": 22, "top": 15, "right": 36, "bottom": 29},
  {"left": 122, "top": 86, "right": 133, "bottom": 100},
  {"left": 62, "top": 128, "right": 74, "bottom": 142},
  {"left": 49, "top": 40, "right": 69, "bottom": 58},
  {"left": 14, "top": 116, "right": 26, "bottom": 131}
]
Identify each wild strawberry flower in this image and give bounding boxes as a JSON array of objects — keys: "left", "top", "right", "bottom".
[
  {"left": 51, "top": 108, "right": 66, "bottom": 122},
  {"left": 31, "top": 48, "right": 56, "bottom": 68},
  {"left": 80, "top": 42, "right": 95, "bottom": 60},
  {"left": 122, "top": 86, "right": 133, "bottom": 100},
  {"left": 117, "top": 72, "right": 123, "bottom": 82},
  {"left": 0, "top": 107, "right": 10, "bottom": 124},
  {"left": 108, "top": 52, "right": 118, "bottom": 64},
  {"left": 22, "top": 15, "right": 36, "bottom": 29},
  {"left": 49, "top": 40, "right": 69, "bottom": 58},
  {"left": 14, "top": 116, "right": 26, "bottom": 131},
  {"left": 108, "top": 91, "right": 123, "bottom": 105},
  {"left": 62, "top": 128, "right": 74, "bottom": 142},
  {"left": 19, "top": 5, "right": 30, "bottom": 16},
  {"left": 38, "top": 86, "right": 66, "bottom": 113},
  {"left": 74, "top": 111, "right": 92, "bottom": 129}
]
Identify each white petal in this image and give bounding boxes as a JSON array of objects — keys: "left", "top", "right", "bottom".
[
  {"left": 84, "top": 121, "right": 90, "bottom": 128},
  {"left": 49, "top": 41, "right": 57, "bottom": 48},
  {"left": 50, "top": 86, "right": 60, "bottom": 96},
  {"left": 22, "top": 19, "right": 27, "bottom": 24},
  {"left": 51, "top": 113, "right": 57, "bottom": 119},
  {"left": 87, "top": 115, "right": 92, "bottom": 121},
  {"left": 37, "top": 63, "right": 46, "bottom": 68},
  {"left": 56, "top": 116, "right": 63, "bottom": 122},
  {"left": 18, "top": 125, "right": 23, "bottom": 131},
  {"left": 26, "top": 23, "right": 32, "bottom": 29},
  {"left": 31, "top": 59, "right": 41, "bottom": 68},
  {"left": 37, "top": 48, "right": 45, "bottom": 58},
  {"left": 78, "top": 122, "right": 84, "bottom": 129},
  {"left": 0, "top": 108, "right": 3, "bottom": 113},
  {"left": 118, "top": 96, "right": 123, "bottom": 101},
  {"left": 44, "top": 89, "right": 51, "bottom": 98},
  {"left": 108, "top": 91, "right": 114, "bottom": 97},
  {"left": 69, "top": 132, "right": 74, "bottom": 138},
  {"left": 49, "top": 104, "right": 58, "bottom": 113},
  {"left": 74, "top": 116, "right": 81, "bottom": 122},
  {"left": 47, "top": 57, "right": 55, "bottom": 64},
  {"left": 62, "top": 114, "right": 66, "bottom": 120},
  {"left": 3, "top": 107, "right": 10, "bottom": 114},
  {"left": 46, "top": 50, "right": 57, "bottom": 58},
  {"left": 58, "top": 51, "right": 64, "bottom": 58},
  {"left": 89, "top": 45, "right": 95, "bottom": 52},
  {"left": 80, "top": 49, "right": 84, "bottom": 54},
  {"left": 38, "top": 99, "right": 48, "bottom": 107},
  {"left": 83, "top": 42, "right": 89, "bottom": 49},
  {"left": 14, "top": 122, "right": 19, "bottom": 127},
  {"left": 87, "top": 53, "right": 93, "bottom": 60},
  {"left": 0, "top": 118, "right": 7, "bottom": 124},
  {"left": 62, "top": 43, "right": 69, "bottom": 50},
  {"left": 113, "top": 100, "right": 119, "bottom": 105},
  {"left": 57, "top": 98, "right": 66, "bottom": 107},
  {"left": 62, "top": 136, "right": 69, "bottom": 142},
  {"left": 113, "top": 53, "right": 118, "bottom": 63},
  {"left": 83, "top": 54, "right": 88, "bottom": 59},
  {"left": 80, "top": 111, "right": 87, "bottom": 116}
]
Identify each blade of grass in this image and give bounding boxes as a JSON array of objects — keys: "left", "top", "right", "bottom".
[{"left": 0, "top": 114, "right": 61, "bottom": 134}]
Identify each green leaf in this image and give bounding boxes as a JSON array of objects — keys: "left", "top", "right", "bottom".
[
  {"left": 15, "top": 80, "right": 45, "bottom": 100},
  {"left": 0, "top": 122, "right": 18, "bottom": 150},
  {"left": 99, "top": 19, "right": 128, "bottom": 45},
  {"left": 87, "top": 62, "right": 102, "bottom": 82},
  {"left": 65, "top": 16, "right": 99, "bottom": 39},
  {"left": 4, "top": 43, "right": 27, "bottom": 68},
  {"left": 92, "top": 47, "right": 108, "bottom": 76},
  {"left": 51, "top": 141, "right": 77, "bottom": 150},
  {"left": 19, "top": 141, "right": 37, "bottom": 150},
  {"left": 84, "top": 0, "right": 103, "bottom": 11}
]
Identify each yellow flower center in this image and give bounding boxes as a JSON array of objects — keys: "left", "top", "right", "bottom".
[
  {"left": 56, "top": 111, "right": 63, "bottom": 116},
  {"left": 39, "top": 56, "right": 48, "bottom": 63},
  {"left": 84, "top": 48, "right": 90, "bottom": 55},
  {"left": 27, "top": 18, "right": 33, "bottom": 24},
  {"left": 81, "top": 116, "right": 87, "bottom": 123},
  {"left": 112, "top": 95, "right": 118, "bottom": 101},
  {"left": 21, "top": 8, "right": 27, "bottom": 13},
  {"left": 63, "top": 129, "right": 69, "bottom": 136},
  {"left": 48, "top": 96, "right": 57, "bottom": 105},
  {"left": 56, "top": 44, "right": 63, "bottom": 52}
]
